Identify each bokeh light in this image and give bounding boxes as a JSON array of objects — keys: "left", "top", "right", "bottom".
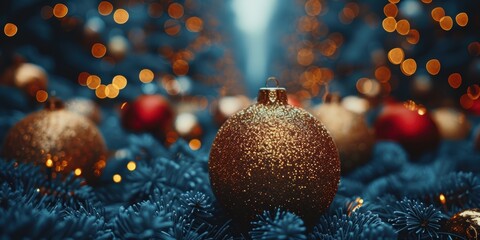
[
  {"left": 86, "top": 75, "right": 101, "bottom": 89},
  {"left": 91, "top": 43, "right": 107, "bottom": 58},
  {"left": 112, "top": 174, "right": 122, "bottom": 183},
  {"left": 53, "top": 3, "right": 68, "bottom": 18},
  {"left": 127, "top": 161, "right": 136, "bottom": 171},
  {"left": 375, "top": 66, "right": 391, "bottom": 83},
  {"left": 4, "top": 23, "right": 17, "bottom": 37},
  {"left": 173, "top": 59, "right": 189, "bottom": 75},
  {"left": 98, "top": 1, "right": 113, "bottom": 16},
  {"left": 95, "top": 84, "right": 107, "bottom": 99},
  {"left": 113, "top": 9, "right": 129, "bottom": 24},
  {"left": 455, "top": 12, "right": 468, "bottom": 27},
  {"left": 168, "top": 3, "right": 184, "bottom": 19},
  {"left": 186, "top": 17, "right": 204, "bottom": 32},
  {"left": 305, "top": 0, "right": 322, "bottom": 16},
  {"left": 388, "top": 48, "right": 404, "bottom": 65},
  {"left": 139, "top": 69, "right": 155, "bottom": 83},
  {"left": 164, "top": 19, "right": 181, "bottom": 35},
  {"left": 406, "top": 29, "right": 420, "bottom": 44},
  {"left": 439, "top": 16, "right": 453, "bottom": 31},
  {"left": 460, "top": 93, "right": 473, "bottom": 109},
  {"left": 401, "top": 58, "right": 417, "bottom": 76},
  {"left": 112, "top": 75, "right": 127, "bottom": 89},
  {"left": 189, "top": 139, "right": 201, "bottom": 150},
  {"left": 396, "top": 19, "right": 410, "bottom": 35},
  {"left": 383, "top": 3, "right": 398, "bottom": 18},
  {"left": 426, "top": 59, "right": 441, "bottom": 75},
  {"left": 431, "top": 7, "right": 445, "bottom": 22},
  {"left": 382, "top": 17, "right": 396, "bottom": 33},
  {"left": 448, "top": 73, "right": 462, "bottom": 89},
  {"left": 467, "top": 84, "right": 480, "bottom": 100},
  {"left": 35, "top": 90, "right": 48, "bottom": 103}
]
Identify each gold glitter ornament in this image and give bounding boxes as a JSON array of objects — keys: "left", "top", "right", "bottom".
[
  {"left": 1, "top": 98, "right": 107, "bottom": 184},
  {"left": 443, "top": 208, "right": 480, "bottom": 239},
  {"left": 313, "top": 95, "right": 374, "bottom": 173},
  {"left": 209, "top": 78, "right": 340, "bottom": 227}
]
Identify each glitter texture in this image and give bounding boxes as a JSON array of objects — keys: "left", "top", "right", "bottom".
[
  {"left": 1, "top": 100, "right": 107, "bottom": 183},
  {"left": 209, "top": 87, "right": 340, "bottom": 226}
]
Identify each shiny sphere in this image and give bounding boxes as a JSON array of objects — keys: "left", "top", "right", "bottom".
[
  {"left": 2, "top": 100, "right": 107, "bottom": 183},
  {"left": 209, "top": 88, "right": 340, "bottom": 227}
]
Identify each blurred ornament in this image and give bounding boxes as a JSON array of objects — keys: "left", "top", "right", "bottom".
[
  {"left": 174, "top": 112, "right": 202, "bottom": 140},
  {"left": 209, "top": 78, "right": 340, "bottom": 227},
  {"left": 65, "top": 98, "right": 102, "bottom": 124},
  {"left": 120, "top": 95, "right": 174, "bottom": 140},
  {"left": 1, "top": 98, "right": 107, "bottom": 183},
  {"left": 0, "top": 62, "right": 48, "bottom": 99},
  {"left": 287, "top": 94, "right": 302, "bottom": 107},
  {"left": 212, "top": 95, "right": 250, "bottom": 125},
  {"left": 443, "top": 208, "right": 480, "bottom": 240},
  {"left": 374, "top": 102, "right": 440, "bottom": 158},
  {"left": 341, "top": 96, "right": 370, "bottom": 114},
  {"left": 431, "top": 108, "right": 470, "bottom": 140},
  {"left": 313, "top": 96, "right": 374, "bottom": 173}
]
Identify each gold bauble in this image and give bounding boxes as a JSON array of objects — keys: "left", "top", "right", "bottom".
[
  {"left": 444, "top": 208, "right": 480, "bottom": 239},
  {"left": 1, "top": 99, "right": 107, "bottom": 184},
  {"left": 313, "top": 99, "right": 374, "bottom": 173},
  {"left": 431, "top": 108, "right": 470, "bottom": 140},
  {"left": 209, "top": 79, "right": 340, "bottom": 226}
]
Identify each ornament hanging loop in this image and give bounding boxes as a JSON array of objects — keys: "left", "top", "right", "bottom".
[{"left": 265, "top": 77, "right": 280, "bottom": 88}]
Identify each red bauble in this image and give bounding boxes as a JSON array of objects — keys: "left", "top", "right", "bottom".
[
  {"left": 121, "top": 95, "right": 174, "bottom": 138},
  {"left": 374, "top": 103, "right": 440, "bottom": 158}
]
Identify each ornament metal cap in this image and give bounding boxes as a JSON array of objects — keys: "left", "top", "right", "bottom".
[
  {"left": 257, "top": 77, "right": 288, "bottom": 105},
  {"left": 44, "top": 97, "right": 65, "bottom": 111}
]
